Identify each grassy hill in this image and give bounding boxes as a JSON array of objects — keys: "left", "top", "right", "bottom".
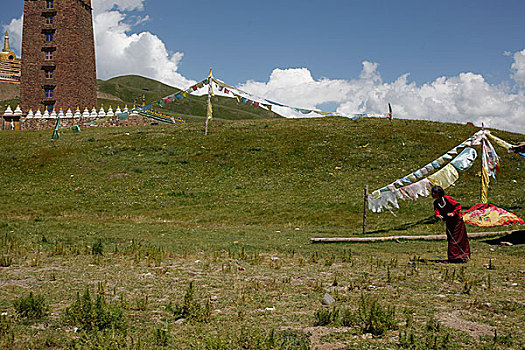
[
  {"left": 0, "top": 115, "right": 523, "bottom": 348},
  {"left": 97, "top": 75, "right": 280, "bottom": 121}
]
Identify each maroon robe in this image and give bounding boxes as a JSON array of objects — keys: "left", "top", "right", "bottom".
[{"left": 434, "top": 196, "right": 470, "bottom": 261}]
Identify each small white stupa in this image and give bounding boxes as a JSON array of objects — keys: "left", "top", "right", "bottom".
[
  {"left": 43, "top": 109, "right": 50, "bottom": 118},
  {"left": 90, "top": 106, "right": 97, "bottom": 117},
  {"left": 74, "top": 107, "right": 81, "bottom": 118},
  {"left": 13, "top": 105, "right": 22, "bottom": 116},
  {"left": 50, "top": 109, "right": 57, "bottom": 118},
  {"left": 65, "top": 108, "right": 73, "bottom": 118},
  {"left": 3, "top": 105, "right": 13, "bottom": 116},
  {"left": 98, "top": 106, "right": 106, "bottom": 117},
  {"left": 34, "top": 109, "right": 42, "bottom": 118},
  {"left": 115, "top": 106, "right": 122, "bottom": 114},
  {"left": 82, "top": 108, "right": 90, "bottom": 117},
  {"left": 58, "top": 108, "right": 65, "bottom": 119},
  {"left": 106, "top": 106, "right": 114, "bottom": 117},
  {"left": 26, "top": 109, "right": 34, "bottom": 119},
  {"left": 123, "top": 105, "right": 128, "bottom": 113}
]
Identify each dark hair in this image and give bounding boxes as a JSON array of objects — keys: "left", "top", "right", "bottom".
[{"left": 431, "top": 186, "right": 445, "bottom": 197}]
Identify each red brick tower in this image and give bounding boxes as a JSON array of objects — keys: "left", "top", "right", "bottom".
[{"left": 21, "top": 0, "right": 97, "bottom": 112}]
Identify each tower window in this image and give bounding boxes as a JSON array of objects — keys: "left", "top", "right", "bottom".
[
  {"left": 45, "top": 51, "right": 54, "bottom": 60},
  {"left": 45, "top": 16, "right": 54, "bottom": 25},
  {"left": 45, "top": 33, "right": 54, "bottom": 42},
  {"left": 45, "top": 69, "right": 54, "bottom": 79},
  {"left": 45, "top": 88, "right": 54, "bottom": 98},
  {"left": 46, "top": 1, "right": 54, "bottom": 9}
]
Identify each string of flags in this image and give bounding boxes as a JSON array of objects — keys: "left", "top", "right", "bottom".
[
  {"left": 368, "top": 130, "right": 522, "bottom": 213},
  {"left": 151, "top": 73, "right": 393, "bottom": 121}
]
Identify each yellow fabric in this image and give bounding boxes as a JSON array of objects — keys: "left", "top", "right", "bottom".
[
  {"left": 487, "top": 133, "right": 513, "bottom": 150},
  {"left": 181, "top": 91, "right": 188, "bottom": 97},
  {"left": 463, "top": 208, "right": 520, "bottom": 227},
  {"left": 427, "top": 163, "right": 459, "bottom": 189},
  {"left": 481, "top": 167, "right": 489, "bottom": 203}
]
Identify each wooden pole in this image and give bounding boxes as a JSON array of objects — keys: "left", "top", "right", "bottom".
[
  {"left": 205, "top": 68, "right": 212, "bottom": 136},
  {"left": 363, "top": 185, "right": 368, "bottom": 235},
  {"left": 311, "top": 230, "right": 519, "bottom": 243}
]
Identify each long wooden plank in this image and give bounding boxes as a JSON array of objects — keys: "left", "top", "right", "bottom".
[{"left": 311, "top": 230, "right": 519, "bottom": 243}]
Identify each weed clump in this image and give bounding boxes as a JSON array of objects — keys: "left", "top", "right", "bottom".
[
  {"left": 65, "top": 287, "right": 126, "bottom": 333},
  {"left": 205, "top": 327, "right": 310, "bottom": 350},
  {"left": 355, "top": 293, "right": 396, "bottom": 335},
  {"left": 314, "top": 294, "right": 397, "bottom": 336},
  {"left": 92, "top": 239, "right": 104, "bottom": 256},
  {"left": 168, "top": 282, "right": 211, "bottom": 323},
  {"left": 13, "top": 292, "right": 47, "bottom": 319}
]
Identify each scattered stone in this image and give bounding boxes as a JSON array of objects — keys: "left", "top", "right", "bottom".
[
  {"left": 265, "top": 307, "right": 275, "bottom": 311},
  {"left": 233, "top": 241, "right": 239, "bottom": 244},
  {"left": 210, "top": 295, "right": 218, "bottom": 301},
  {"left": 489, "top": 248, "right": 495, "bottom": 252},
  {"left": 295, "top": 228, "right": 300, "bottom": 231},
  {"left": 322, "top": 293, "right": 335, "bottom": 305},
  {"left": 194, "top": 260, "right": 201, "bottom": 263},
  {"left": 500, "top": 242, "right": 513, "bottom": 246},
  {"left": 519, "top": 270, "right": 525, "bottom": 274},
  {"left": 174, "top": 318, "right": 185, "bottom": 324},
  {"left": 436, "top": 294, "right": 446, "bottom": 298}
]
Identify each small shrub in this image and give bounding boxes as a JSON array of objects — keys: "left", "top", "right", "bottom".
[
  {"left": 355, "top": 294, "right": 396, "bottom": 336},
  {"left": 0, "top": 314, "right": 10, "bottom": 336},
  {"left": 155, "top": 327, "right": 169, "bottom": 346},
  {"left": 13, "top": 292, "right": 47, "bottom": 319},
  {"left": 0, "top": 255, "right": 12, "bottom": 267},
  {"left": 92, "top": 239, "right": 104, "bottom": 256},
  {"left": 314, "top": 307, "right": 339, "bottom": 326},
  {"left": 66, "top": 287, "right": 126, "bottom": 333},
  {"left": 169, "top": 282, "right": 211, "bottom": 323}
]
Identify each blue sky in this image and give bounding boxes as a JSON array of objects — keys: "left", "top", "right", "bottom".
[{"left": 2, "top": 0, "right": 525, "bottom": 132}]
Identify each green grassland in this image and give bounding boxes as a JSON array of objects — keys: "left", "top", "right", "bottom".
[{"left": 0, "top": 115, "right": 524, "bottom": 349}]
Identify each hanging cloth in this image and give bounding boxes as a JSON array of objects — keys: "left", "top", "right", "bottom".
[
  {"left": 427, "top": 163, "right": 459, "bottom": 189},
  {"left": 399, "top": 178, "right": 433, "bottom": 200},
  {"left": 450, "top": 147, "right": 477, "bottom": 172}
]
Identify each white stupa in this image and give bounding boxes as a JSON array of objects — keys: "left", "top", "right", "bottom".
[
  {"left": 34, "top": 109, "right": 42, "bottom": 118},
  {"left": 90, "top": 107, "right": 97, "bottom": 117},
  {"left": 3, "top": 105, "right": 13, "bottom": 116},
  {"left": 58, "top": 108, "right": 65, "bottom": 119},
  {"left": 106, "top": 106, "right": 114, "bottom": 117},
  {"left": 65, "top": 108, "right": 73, "bottom": 118},
  {"left": 74, "top": 107, "right": 81, "bottom": 118},
  {"left": 98, "top": 107, "right": 106, "bottom": 117},
  {"left": 82, "top": 108, "right": 90, "bottom": 117},
  {"left": 13, "top": 105, "right": 22, "bottom": 116},
  {"left": 26, "top": 109, "right": 34, "bottom": 119},
  {"left": 50, "top": 109, "right": 57, "bottom": 118},
  {"left": 115, "top": 106, "right": 122, "bottom": 114},
  {"left": 123, "top": 105, "right": 128, "bottom": 113},
  {"left": 43, "top": 109, "right": 50, "bottom": 118}
]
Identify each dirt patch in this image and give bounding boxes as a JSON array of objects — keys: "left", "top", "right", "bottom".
[
  {"left": 110, "top": 173, "right": 131, "bottom": 178},
  {"left": 438, "top": 310, "right": 495, "bottom": 339}
]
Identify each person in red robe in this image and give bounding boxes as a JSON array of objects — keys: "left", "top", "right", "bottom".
[{"left": 431, "top": 186, "right": 471, "bottom": 263}]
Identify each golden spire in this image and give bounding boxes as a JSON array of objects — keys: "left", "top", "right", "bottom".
[{"left": 3, "top": 31, "right": 10, "bottom": 52}]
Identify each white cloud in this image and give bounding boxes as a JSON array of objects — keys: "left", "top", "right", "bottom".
[
  {"left": 91, "top": 0, "right": 144, "bottom": 14},
  {"left": 238, "top": 61, "right": 525, "bottom": 134},
  {"left": 93, "top": 9, "right": 194, "bottom": 88},
  {"left": 511, "top": 49, "right": 525, "bottom": 88}
]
